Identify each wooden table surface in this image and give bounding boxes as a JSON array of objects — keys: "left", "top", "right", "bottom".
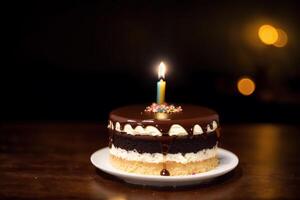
[{"left": 0, "top": 122, "right": 299, "bottom": 199}]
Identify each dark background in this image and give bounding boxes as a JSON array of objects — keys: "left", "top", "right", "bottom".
[{"left": 1, "top": 0, "right": 299, "bottom": 123}]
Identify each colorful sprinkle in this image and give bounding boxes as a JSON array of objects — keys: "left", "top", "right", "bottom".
[{"left": 145, "top": 103, "right": 182, "bottom": 113}]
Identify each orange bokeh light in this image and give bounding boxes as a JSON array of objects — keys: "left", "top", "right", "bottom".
[
  {"left": 237, "top": 77, "right": 256, "bottom": 96},
  {"left": 274, "top": 28, "right": 288, "bottom": 47},
  {"left": 258, "top": 25, "right": 278, "bottom": 45}
]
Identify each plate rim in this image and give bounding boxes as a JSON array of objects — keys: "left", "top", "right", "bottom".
[{"left": 91, "top": 147, "right": 239, "bottom": 181}]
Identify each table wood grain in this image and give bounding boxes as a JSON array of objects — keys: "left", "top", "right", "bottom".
[{"left": 0, "top": 122, "right": 300, "bottom": 199}]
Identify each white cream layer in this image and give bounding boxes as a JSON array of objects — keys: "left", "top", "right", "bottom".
[
  {"left": 109, "top": 144, "right": 218, "bottom": 164},
  {"left": 108, "top": 120, "right": 218, "bottom": 136}
]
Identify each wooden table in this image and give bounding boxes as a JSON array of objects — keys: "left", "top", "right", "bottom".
[{"left": 1, "top": 122, "right": 299, "bottom": 199}]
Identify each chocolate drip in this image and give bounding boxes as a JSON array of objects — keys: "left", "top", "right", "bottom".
[
  {"left": 162, "top": 143, "right": 169, "bottom": 155},
  {"left": 160, "top": 169, "right": 170, "bottom": 176},
  {"left": 188, "top": 128, "right": 193, "bottom": 136},
  {"left": 160, "top": 137, "right": 173, "bottom": 176}
]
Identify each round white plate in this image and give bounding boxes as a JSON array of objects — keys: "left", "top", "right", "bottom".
[{"left": 90, "top": 147, "right": 239, "bottom": 187}]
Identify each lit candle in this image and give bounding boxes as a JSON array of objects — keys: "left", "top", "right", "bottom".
[{"left": 156, "top": 62, "right": 166, "bottom": 104}]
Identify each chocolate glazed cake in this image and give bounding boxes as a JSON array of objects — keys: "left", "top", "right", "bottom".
[{"left": 107, "top": 104, "right": 220, "bottom": 176}]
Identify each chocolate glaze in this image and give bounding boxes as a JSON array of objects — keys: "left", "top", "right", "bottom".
[
  {"left": 109, "top": 104, "right": 219, "bottom": 135},
  {"left": 108, "top": 104, "right": 220, "bottom": 176},
  {"left": 110, "top": 130, "right": 219, "bottom": 154}
]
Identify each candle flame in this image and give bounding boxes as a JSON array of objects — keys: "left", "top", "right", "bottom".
[{"left": 158, "top": 62, "right": 166, "bottom": 79}]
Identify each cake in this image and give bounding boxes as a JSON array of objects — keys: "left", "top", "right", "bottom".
[{"left": 107, "top": 103, "right": 220, "bottom": 176}]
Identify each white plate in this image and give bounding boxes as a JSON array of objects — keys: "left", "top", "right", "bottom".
[{"left": 90, "top": 147, "right": 239, "bottom": 187}]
